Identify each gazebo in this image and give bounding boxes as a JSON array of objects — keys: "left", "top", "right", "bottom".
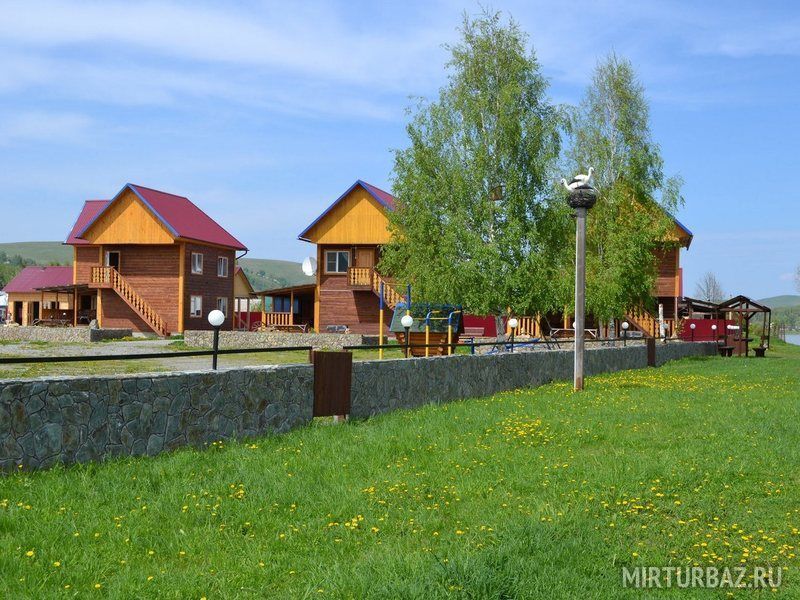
[{"left": 716, "top": 295, "right": 772, "bottom": 356}]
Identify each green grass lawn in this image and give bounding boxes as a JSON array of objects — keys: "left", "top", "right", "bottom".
[{"left": 1, "top": 344, "right": 799, "bottom": 598}]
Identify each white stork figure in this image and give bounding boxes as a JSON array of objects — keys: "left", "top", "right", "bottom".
[{"left": 561, "top": 167, "right": 594, "bottom": 191}]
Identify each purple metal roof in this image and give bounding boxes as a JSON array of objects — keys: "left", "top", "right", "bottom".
[
  {"left": 71, "top": 184, "right": 247, "bottom": 251},
  {"left": 3, "top": 266, "right": 73, "bottom": 293}
]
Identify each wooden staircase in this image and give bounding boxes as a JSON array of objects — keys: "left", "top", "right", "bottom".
[
  {"left": 90, "top": 267, "right": 169, "bottom": 337},
  {"left": 626, "top": 306, "right": 658, "bottom": 338},
  {"left": 348, "top": 268, "right": 404, "bottom": 309},
  {"left": 371, "top": 272, "right": 404, "bottom": 309}
]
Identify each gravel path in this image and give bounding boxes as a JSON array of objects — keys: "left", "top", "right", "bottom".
[{"left": 0, "top": 339, "right": 309, "bottom": 379}]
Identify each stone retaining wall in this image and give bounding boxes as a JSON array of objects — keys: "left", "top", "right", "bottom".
[
  {"left": 0, "top": 326, "right": 132, "bottom": 343},
  {"left": 0, "top": 364, "right": 312, "bottom": 470},
  {"left": 184, "top": 330, "right": 368, "bottom": 350},
  {"left": 0, "top": 341, "right": 716, "bottom": 470},
  {"left": 350, "top": 342, "right": 716, "bottom": 418}
]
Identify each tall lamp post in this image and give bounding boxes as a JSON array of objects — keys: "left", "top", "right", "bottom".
[
  {"left": 565, "top": 176, "right": 598, "bottom": 391},
  {"left": 208, "top": 309, "right": 225, "bottom": 370},
  {"left": 690, "top": 322, "right": 696, "bottom": 342},
  {"left": 508, "top": 317, "right": 518, "bottom": 353},
  {"left": 621, "top": 321, "right": 629, "bottom": 346},
  {"left": 401, "top": 314, "right": 414, "bottom": 358}
]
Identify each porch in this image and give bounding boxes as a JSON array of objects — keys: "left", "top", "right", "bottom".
[{"left": 257, "top": 284, "right": 316, "bottom": 332}]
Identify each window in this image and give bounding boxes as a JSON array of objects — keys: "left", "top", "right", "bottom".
[
  {"left": 190, "top": 295, "right": 203, "bottom": 317},
  {"left": 217, "top": 256, "right": 229, "bottom": 277},
  {"left": 191, "top": 252, "right": 203, "bottom": 274},
  {"left": 325, "top": 250, "right": 349, "bottom": 274},
  {"left": 217, "top": 297, "right": 228, "bottom": 316}
]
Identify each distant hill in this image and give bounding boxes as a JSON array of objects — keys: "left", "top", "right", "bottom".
[
  {"left": 0, "top": 241, "right": 71, "bottom": 265},
  {"left": 0, "top": 241, "right": 312, "bottom": 293},
  {"left": 238, "top": 258, "right": 314, "bottom": 292},
  {"left": 758, "top": 295, "right": 800, "bottom": 309}
]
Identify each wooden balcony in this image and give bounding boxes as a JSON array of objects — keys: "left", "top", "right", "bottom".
[
  {"left": 348, "top": 267, "right": 374, "bottom": 289},
  {"left": 89, "top": 266, "right": 114, "bottom": 288}
]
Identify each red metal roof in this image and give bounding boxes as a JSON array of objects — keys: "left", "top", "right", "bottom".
[
  {"left": 69, "top": 184, "right": 247, "bottom": 251},
  {"left": 298, "top": 179, "right": 396, "bottom": 242},
  {"left": 359, "top": 180, "right": 396, "bottom": 210},
  {"left": 3, "top": 266, "right": 73, "bottom": 293},
  {"left": 65, "top": 200, "right": 110, "bottom": 245}
]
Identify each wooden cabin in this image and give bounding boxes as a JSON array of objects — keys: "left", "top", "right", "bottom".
[
  {"left": 260, "top": 179, "right": 693, "bottom": 337},
  {"left": 259, "top": 180, "right": 402, "bottom": 334},
  {"left": 3, "top": 266, "right": 74, "bottom": 326},
  {"left": 61, "top": 183, "right": 247, "bottom": 336}
]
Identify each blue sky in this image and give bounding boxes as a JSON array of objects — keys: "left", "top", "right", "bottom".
[{"left": 0, "top": 0, "right": 798, "bottom": 298}]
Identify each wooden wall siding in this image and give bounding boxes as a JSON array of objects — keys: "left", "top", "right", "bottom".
[
  {"left": 318, "top": 263, "right": 385, "bottom": 335},
  {"left": 81, "top": 189, "right": 175, "bottom": 245},
  {"left": 303, "top": 187, "right": 392, "bottom": 245},
  {"left": 74, "top": 246, "right": 101, "bottom": 284},
  {"left": 99, "top": 244, "right": 181, "bottom": 333},
  {"left": 183, "top": 243, "right": 236, "bottom": 331},
  {"left": 233, "top": 269, "right": 253, "bottom": 297},
  {"left": 654, "top": 247, "right": 679, "bottom": 297},
  {"left": 99, "top": 289, "right": 151, "bottom": 332}
]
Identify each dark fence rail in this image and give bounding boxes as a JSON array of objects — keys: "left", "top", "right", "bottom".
[{"left": 0, "top": 346, "right": 314, "bottom": 366}]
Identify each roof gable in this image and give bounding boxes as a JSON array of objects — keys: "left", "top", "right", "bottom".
[
  {"left": 79, "top": 188, "right": 176, "bottom": 245},
  {"left": 66, "top": 200, "right": 110, "bottom": 245},
  {"left": 3, "top": 266, "right": 73, "bottom": 293},
  {"left": 74, "top": 183, "right": 247, "bottom": 250},
  {"left": 298, "top": 180, "right": 395, "bottom": 243},
  {"left": 234, "top": 266, "right": 255, "bottom": 296}
]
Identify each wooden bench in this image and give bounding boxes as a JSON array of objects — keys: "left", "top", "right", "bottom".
[
  {"left": 753, "top": 346, "right": 767, "bottom": 358},
  {"left": 718, "top": 345, "right": 734, "bottom": 357},
  {"left": 464, "top": 326, "right": 485, "bottom": 337}
]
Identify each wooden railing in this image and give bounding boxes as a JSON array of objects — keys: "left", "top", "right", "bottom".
[
  {"left": 90, "top": 267, "right": 168, "bottom": 337},
  {"left": 372, "top": 272, "right": 404, "bottom": 309},
  {"left": 345, "top": 267, "right": 404, "bottom": 309},
  {"left": 348, "top": 267, "right": 373, "bottom": 287},
  {"left": 625, "top": 306, "right": 676, "bottom": 338},
  {"left": 262, "top": 312, "right": 292, "bottom": 327},
  {"left": 507, "top": 315, "right": 539, "bottom": 337}
]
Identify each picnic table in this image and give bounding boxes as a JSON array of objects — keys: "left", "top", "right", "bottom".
[{"left": 32, "top": 318, "right": 71, "bottom": 328}]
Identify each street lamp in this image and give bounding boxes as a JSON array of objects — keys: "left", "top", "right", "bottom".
[
  {"left": 621, "top": 321, "right": 629, "bottom": 347},
  {"left": 689, "top": 322, "right": 696, "bottom": 342},
  {"left": 565, "top": 176, "right": 598, "bottom": 391},
  {"left": 208, "top": 309, "right": 225, "bottom": 370},
  {"left": 401, "top": 314, "right": 414, "bottom": 358},
  {"left": 508, "top": 317, "right": 518, "bottom": 353},
  {"left": 711, "top": 323, "right": 718, "bottom": 343}
]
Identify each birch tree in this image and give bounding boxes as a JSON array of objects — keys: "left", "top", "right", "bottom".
[
  {"left": 381, "top": 11, "right": 569, "bottom": 329},
  {"left": 565, "top": 54, "right": 683, "bottom": 321}
]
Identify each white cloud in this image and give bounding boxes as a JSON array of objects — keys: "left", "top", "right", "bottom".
[
  {"left": 0, "top": 0, "right": 452, "bottom": 91},
  {"left": 0, "top": 111, "right": 92, "bottom": 144}
]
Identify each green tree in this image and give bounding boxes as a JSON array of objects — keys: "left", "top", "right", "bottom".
[
  {"left": 565, "top": 54, "right": 683, "bottom": 321},
  {"left": 381, "top": 11, "right": 569, "bottom": 330}
]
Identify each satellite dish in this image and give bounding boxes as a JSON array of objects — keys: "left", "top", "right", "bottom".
[{"left": 301, "top": 256, "right": 317, "bottom": 277}]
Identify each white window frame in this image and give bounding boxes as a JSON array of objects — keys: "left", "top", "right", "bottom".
[
  {"left": 190, "top": 295, "right": 203, "bottom": 317},
  {"left": 324, "top": 250, "right": 350, "bottom": 274},
  {"left": 217, "top": 256, "right": 229, "bottom": 278},
  {"left": 216, "top": 297, "right": 228, "bottom": 316},
  {"left": 191, "top": 252, "right": 203, "bottom": 274},
  {"left": 104, "top": 250, "right": 121, "bottom": 269}
]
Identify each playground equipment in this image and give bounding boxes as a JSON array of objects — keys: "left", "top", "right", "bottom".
[{"left": 389, "top": 302, "right": 464, "bottom": 357}]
